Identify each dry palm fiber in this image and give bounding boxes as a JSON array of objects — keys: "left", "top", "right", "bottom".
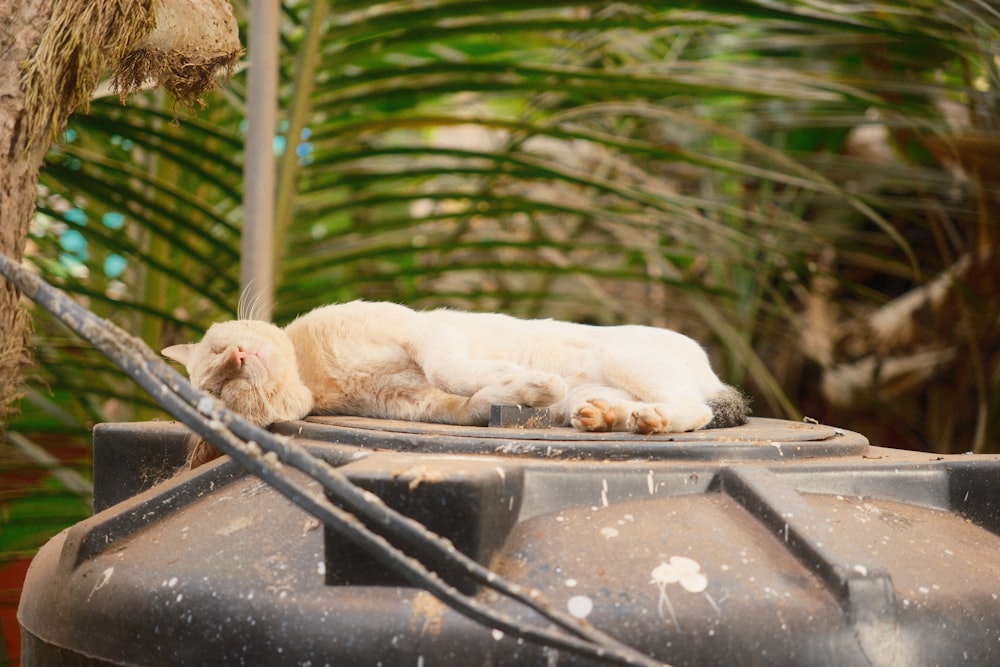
[
  {"left": 22, "top": 0, "right": 241, "bottom": 138},
  {"left": 112, "top": 0, "right": 243, "bottom": 110},
  {"left": 21, "top": 0, "right": 156, "bottom": 139}
]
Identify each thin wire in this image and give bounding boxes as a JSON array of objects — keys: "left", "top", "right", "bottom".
[{"left": 0, "top": 253, "right": 669, "bottom": 667}]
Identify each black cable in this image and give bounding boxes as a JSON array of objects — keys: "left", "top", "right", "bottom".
[{"left": 1, "top": 253, "right": 669, "bottom": 667}]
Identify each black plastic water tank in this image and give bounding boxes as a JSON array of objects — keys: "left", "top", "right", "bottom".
[{"left": 18, "top": 415, "right": 1000, "bottom": 666}]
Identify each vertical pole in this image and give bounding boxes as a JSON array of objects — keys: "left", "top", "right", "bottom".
[{"left": 241, "top": 0, "right": 279, "bottom": 321}]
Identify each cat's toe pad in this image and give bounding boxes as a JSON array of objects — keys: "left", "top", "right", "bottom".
[
  {"left": 627, "top": 406, "right": 670, "bottom": 434},
  {"left": 571, "top": 399, "right": 618, "bottom": 432}
]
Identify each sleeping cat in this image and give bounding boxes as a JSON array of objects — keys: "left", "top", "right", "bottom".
[{"left": 163, "top": 301, "right": 749, "bottom": 466}]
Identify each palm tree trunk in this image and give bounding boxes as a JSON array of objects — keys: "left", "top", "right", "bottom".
[
  {"left": 0, "top": 0, "right": 240, "bottom": 420},
  {"left": 0, "top": 0, "right": 59, "bottom": 421}
]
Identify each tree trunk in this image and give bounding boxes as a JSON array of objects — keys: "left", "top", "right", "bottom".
[
  {"left": 0, "top": 0, "right": 53, "bottom": 421},
  {"left": 0, "top": 0, "right": 157, "bottom": 421},
  {"left": 0, "top": 0, "right": 240, "bottom": 421}
]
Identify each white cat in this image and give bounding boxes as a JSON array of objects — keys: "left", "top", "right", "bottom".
[{"left": 163, "top": 301, "right": 748, "bottom": 464}]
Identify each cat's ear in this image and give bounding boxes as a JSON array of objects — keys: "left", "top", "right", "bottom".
[{"left": 162, "top": 344, "right": 196, "bottom": 366}]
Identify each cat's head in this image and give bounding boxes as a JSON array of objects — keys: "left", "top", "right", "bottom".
[{"left": 162, "top": 320, "right": 313, "bottom": 427}]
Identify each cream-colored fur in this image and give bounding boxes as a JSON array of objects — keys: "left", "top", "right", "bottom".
[{"left": 163, "top": 300, "right": 748, "bottom": 435}]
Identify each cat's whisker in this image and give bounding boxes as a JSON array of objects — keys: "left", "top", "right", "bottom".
[
  {"left": 248, "top": 288, "right": 264, "bottom": 321},
  {"left": 237, "top": 280, "right": 253, "bottom": 321},
  {"left": 240, "top": 282, "right": 259, "bottom": 321},
  {"left": 243, "top": 292, "right": 257, "bottom": 321},
  {"left": 238, "top": 280, "right": 273, "bottom": 321}
]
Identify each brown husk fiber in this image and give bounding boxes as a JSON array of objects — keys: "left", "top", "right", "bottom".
[
  {"left": 22, "top": 0, "right": 241, "bottom": 135},
  {"left": 112, "top": 0, "right": 243, "bottom": 110},
  {"left": 21, "top": 0, "right": 157, "bottom": 139},
  {"left": 113, "top": 47, "right": 242, "bottom": 111}
]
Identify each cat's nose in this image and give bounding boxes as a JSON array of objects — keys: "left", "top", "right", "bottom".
[{"left": 230, "top": 346, "right": 250, "bottom": 367}]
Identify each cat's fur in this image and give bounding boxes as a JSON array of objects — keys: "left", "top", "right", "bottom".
[{"left": 163, "top": 301, "right": 749, "bottom": 465}]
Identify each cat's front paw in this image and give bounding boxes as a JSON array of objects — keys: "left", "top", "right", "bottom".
[
  {"left": 471, "top": 372, "right": 565, "bottom": 412},
  {"left": 571, "top": 399, "right": 619, "bottom": 432},
  {"left": 516, "top": 372, "right": 567, "bottom": 406}
]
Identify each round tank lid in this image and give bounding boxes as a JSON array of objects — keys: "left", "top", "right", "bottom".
[{"left": 275, "top": 416, "right": 869, "bottom": 461}]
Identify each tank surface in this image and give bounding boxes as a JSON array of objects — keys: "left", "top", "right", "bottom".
[{"left": 18, "top": 416, "right": 1000, "bottom": 666}]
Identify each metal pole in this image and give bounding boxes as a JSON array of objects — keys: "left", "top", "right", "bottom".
[{"left": 241, "top": 0, "right": 280, "bottom": 321}]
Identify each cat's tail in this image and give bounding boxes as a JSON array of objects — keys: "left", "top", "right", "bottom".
[{"left": 705, "top": 385, "right": 751, "bottom": 429}]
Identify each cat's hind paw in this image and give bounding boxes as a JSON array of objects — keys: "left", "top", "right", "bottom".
[
  {"left": 571, "top": 399, "right": 619, "bottom": 432},
  {"left": 625, "top": 400, "right": 713, "bottom": 433},
  {"left": 626, "top": 405, "right": 670, "bottom": 434}
]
